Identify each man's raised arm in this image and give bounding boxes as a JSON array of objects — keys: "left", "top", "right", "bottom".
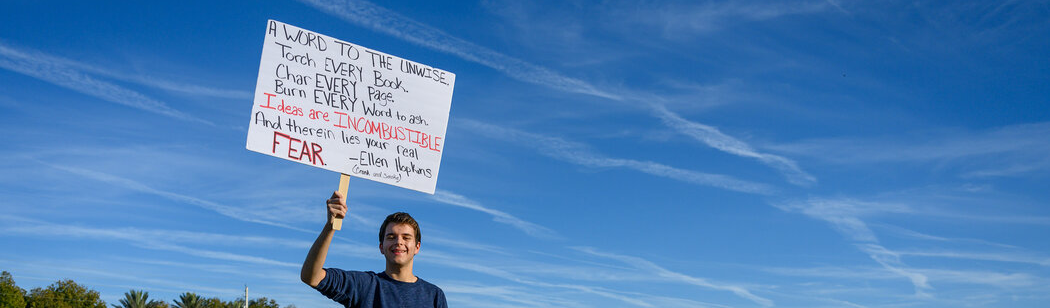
[{"left": 301, "top": 191, "right": 347, "bottom": 287}]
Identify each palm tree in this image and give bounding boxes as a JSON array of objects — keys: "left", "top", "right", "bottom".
[
  {"left": 114, "top": 289, "right": 167, "bottom": 308},
  {"left": 173, "top": 292, "right": 204, "bottom": 308}
]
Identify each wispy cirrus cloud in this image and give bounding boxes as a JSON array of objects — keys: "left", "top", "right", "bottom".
[
  {"left": 606, "top": 0, "right": 837, "bottom": 37},
  {"left": 0, "top": 42, "right": 214, "bottom": 125},
  {"left": 761, "top": 263, "right": 1045, "bottom": 302},
  {"left": 773, "top": 197, "right": 931, "bottom": 296},
  {"left": 856, "top": 243, "right": 932, "bottom": 297},
  {"left": 766, "top": 260, "right": 1041, "bottom": 293},
  {"left": 897, "top": 249, "right": 1050, "bottom": 267},
  {"left": 5, "top": 259, "right": 245, "bottom": 298},
  {"left": 767, "top": 122, "right": 1050, "bottom": 178},
  {"left": 573, "top": 246, "right": 774, "bottom": 307},
  {"left": 460, "top": 119, "right": 777, "bottom": 195},
  {"left": 432, "top": 246, "right": 765, "bottom": 307},
  {"left": 650, "top": 103, "right": 817, "bottom": 186},
  {"left": 874, "top": 224, "right": 1019, "bottom": 248},
  {"left": 86, "top": 69, "right": 250, "bottom": 100},
  {"left": 39, "top": 162, "right": 312, "bottom": 233},
  {"left": 441, "top": 282, "right": 584, "bottom": 308},
  {"left": 424, "top": 251, "right": 656, "bottom": 307},
  {"left": 298, "top": 0, "right": 815, "bottom": 187},
  {"left": 0, "top": 215, "right": 300, "bottom": 268},
  {"left": 762, "top": 265, "right": 899, "bottom": 280},
  {"left": 4, "top": 43, "right": 251, "bottom": 100},
  {"left": 915, "top": 268, "right": 1041, "bottom": 288},
  {"left": 773, "top": 197, "right": 910, "bottom": 242},
  {"left": 431, "top": 190, "right": 560, "bottom": 240},
  {"left": 484, "top": 0, "right": 841, "bottom": 51},
  {"left": 295, "top": 0, "right": 619, "bottom": 100}
]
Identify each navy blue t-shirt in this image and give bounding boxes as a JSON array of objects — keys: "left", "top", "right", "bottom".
[{"left": 314, "top": 268, "right": 447, "bottom": 308}]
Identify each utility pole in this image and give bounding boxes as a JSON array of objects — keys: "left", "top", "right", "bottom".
[{"left": 244, "top": 285, "right": 249, "bottom": 308}]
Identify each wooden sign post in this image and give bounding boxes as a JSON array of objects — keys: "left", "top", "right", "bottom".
[
  {"left": 246, "top": 20, "right": 456, "bottom": 230},
  {"left": 333, "top": 173, "right": 350, "bottom": 230}
]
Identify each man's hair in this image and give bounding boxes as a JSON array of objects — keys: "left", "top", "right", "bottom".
[{"left": 379, "top": 212, "right": 421, "bottom": 244}]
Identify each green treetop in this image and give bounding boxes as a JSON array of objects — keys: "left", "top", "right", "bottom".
[
  {"left": 1, "top": 271, "right": 28, "bottom": 308},
  {"left": 25, "top": 279, "right": 106, "bottom": 308}
]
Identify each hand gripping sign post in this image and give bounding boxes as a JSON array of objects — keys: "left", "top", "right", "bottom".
[{"left": 247, "top": 20, "right": 455, "bottom": 230}]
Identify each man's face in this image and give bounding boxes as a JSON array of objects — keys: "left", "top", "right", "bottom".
[{"left": 380, "top": 223, "right": 420, "bottom": 266}]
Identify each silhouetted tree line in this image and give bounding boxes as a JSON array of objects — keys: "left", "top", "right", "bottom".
[{"left": 1, "top": 271, "right": 295, "bottom": 308}]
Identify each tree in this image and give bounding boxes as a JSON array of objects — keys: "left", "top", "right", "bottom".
[
  {"left": 194, "top": 297, "right": 287, "bottom": 308},
  {"left": 25, "top": 279, "right": 105, "bottom": 308},
  {"left": 225, "top": 300, "right": 243, "bottom": 308},
  {"left": 246, "top": 297, "right": 278, "bottom": 308},
  {"left": 1, "top": 271, "right": 27, "bottom": 308},
  {"left": 198, "top": 298, "right": 220, "bottom": 308},
  {"left": 112, "top": 290, "right": 166, "bottom": 308},
  {"left": 199, "top": 298, "right": 238, "bottom": 308},
  {"left": 171, "top": 293, "right": 203, "bottom": 308}
]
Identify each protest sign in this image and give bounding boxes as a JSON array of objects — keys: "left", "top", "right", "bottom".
[{"left": 247, "top": 20, "right": 455, "bottom": 215}]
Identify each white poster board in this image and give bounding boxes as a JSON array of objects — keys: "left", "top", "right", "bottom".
[{"left": 247, "top": 20, "right": 455, "bottom": 194}]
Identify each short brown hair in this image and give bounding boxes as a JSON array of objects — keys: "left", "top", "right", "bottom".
[{"left": 379, "top": 212, "right": 421, "bottom": 244}]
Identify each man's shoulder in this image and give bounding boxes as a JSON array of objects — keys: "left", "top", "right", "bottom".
[
  {"left": 321, "top": 268, "right": 381, "bottom": 287},
  {"left": 362, "top": 270, "right": 378, "bottom": 275},
  {"left": 414, "top": 277, "right": 444, "bottom": 292},
  {"left": 327, "top": 268, "right": 379, "bottom": 276},
  {"left": 414, "top": 277, "right": 447, "bottom": 307}
]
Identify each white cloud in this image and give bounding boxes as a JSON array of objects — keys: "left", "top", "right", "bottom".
[
  {"left": 768, "top": 261, "right": 1048, "bottom": 296},
  {"left": 768, "top": 122, "right": 1050, "bottom": 178},
  {"left": 441, "top": 282, "right": 584, "bottom": 308},
  {"left": 40, "top": 162, "right": 312, "bottom": 233},
  {"left": 774, "top": 198, "right": 932, "bottom": 296},
  {"left": 6, "top": 43, "right": 251, "bottom": 100},
  {"left": 856, "top": 244, "right": 932, "bottom": 297},
  {"left": 461, "top": 119, "right": 777, "bottom": 195},
  {"left": 772, "top": 197, "right": 910, "bottom": 242},
  {"left": 4, "top": 260, "right": 245, "bottom": 297},
  {"left": 874, "top": 224, "right": 1020, "bottom": 248},
  {"left": 425, "top": 236, "right": 510, "bottom": 256},
  {"left": 916, "top": 268, "right": 1040, "bottom": 288},
  {"left": 298, "top": 0, "right": 815, "bottom": 187},
  {"left": 296, "top": 0, "right": 620, "bottom": 100},
  {"left": 0, "top": 42, "right": 214, "bottom": 125},
  {"left": 650, "top": 103, "right": 816, "bottom": 186},
  {"left": 424, "top": 252, "right": 657, "bottom": 307},
  {"left": 573, "top": 246, "right": 774, "bottom": 307},
  {"left": 0, "top": 215, "right": 301, "bottom": 268},
  {"left": 431, "top": 190, "right": 560, "bottom": 240},
  {"left": 898, "top": 250, "right": 1050, "bottom": 267},
  {"left": 609, "top": 1, "right": 834, "bottom": 37},
  {"left": 86, "top": 71, "right": 250, "bottom": 100},
  {"left": 762, "top": 265, "right": 899, "bottom": 280}
]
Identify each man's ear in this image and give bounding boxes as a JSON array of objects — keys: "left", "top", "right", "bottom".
[{"left": 414, "top": 241, "right": 421, "bottom": 254}]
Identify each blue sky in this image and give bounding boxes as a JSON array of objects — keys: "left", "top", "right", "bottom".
[{"left": 1, "top": 1, "right": 1048, "bottom": 307}]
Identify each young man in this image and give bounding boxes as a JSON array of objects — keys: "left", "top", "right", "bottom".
[{"left": 301, "top": 191, "right": 448, "bottom": 308}]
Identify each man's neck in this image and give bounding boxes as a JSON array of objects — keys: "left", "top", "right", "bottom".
[{"left": 384, "top": 263, "right": 417, "bottom": 283}]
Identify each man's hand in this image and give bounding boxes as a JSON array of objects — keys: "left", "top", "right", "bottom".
[{"left": 327, "top": 191, "right": 347, "bottom": 225}]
